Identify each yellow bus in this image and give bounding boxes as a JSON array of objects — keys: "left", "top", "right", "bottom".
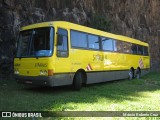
[{"left": 14, "top": 21, "right": 150, "bottom": 90}]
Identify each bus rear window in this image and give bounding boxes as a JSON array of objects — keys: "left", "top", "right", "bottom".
[{"left": 143, "top": 46, "right": 149, "bottom": 56}]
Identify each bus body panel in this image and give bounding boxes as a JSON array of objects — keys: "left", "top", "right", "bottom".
[
  {"left": 14, "top": 58, "right": 48, "bottom": 76},
  {"left": 86, "top": 70, "right": 128, "bottom": 84}
]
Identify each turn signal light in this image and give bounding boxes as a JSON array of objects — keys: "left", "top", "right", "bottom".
[{"left": 48, "top": 69, "right": 54, "bottom": 76}]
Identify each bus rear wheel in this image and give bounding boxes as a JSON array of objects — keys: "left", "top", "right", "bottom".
[
  {"left": 73, "top": 72, "right": 82, "bottom": 90},
  {"left": 128, "top": 69, "right": 134, "bottom": 80},
  {"left": 136, "top": 68, "right": 141, "bottom": 79}
]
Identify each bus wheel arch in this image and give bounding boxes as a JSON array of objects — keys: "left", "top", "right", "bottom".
[
  {"left": 136, "top": 67, "right": 141, "bottom": 79},
  {"left": 72, "top": 69, "right": 87, "bottom": 90},
  {"left": 128, "top": 67, "right": 135, "bottom": 80}
]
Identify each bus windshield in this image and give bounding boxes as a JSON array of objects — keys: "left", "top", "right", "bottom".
[{"left": 16, "top": 27, "right": 54, "bottom": 58}]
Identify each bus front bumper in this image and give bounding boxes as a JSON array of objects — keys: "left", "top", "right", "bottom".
[{"left": 14, "top": 74, "right": 73, "bottom": 87}]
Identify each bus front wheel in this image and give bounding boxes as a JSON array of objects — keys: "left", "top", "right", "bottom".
[{"left": 73, "top": 72, "right": 82, "bottom": 90}]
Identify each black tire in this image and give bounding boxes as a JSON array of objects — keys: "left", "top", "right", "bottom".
[
  {"left": 128, "top": 69, "right": 134, "bottom": 80},
  {"left": 73, "top": 72, "right": 82, "bottom": 90},
  {"left": 136, "top": 69, "right": 141, "bottom": 79}
]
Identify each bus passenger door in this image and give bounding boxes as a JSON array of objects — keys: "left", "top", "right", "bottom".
[{"left": 55, "top": 28, "right": 72, "bottom": 85}]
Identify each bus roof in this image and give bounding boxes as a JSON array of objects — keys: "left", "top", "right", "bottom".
[{"left": 21, "top": 21, "right": 148, "bottom": 46}]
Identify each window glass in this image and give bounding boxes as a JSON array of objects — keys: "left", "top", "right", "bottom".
[
  {"left": 33, "top": 30, "right": 50, "bottom": 51},
  {"left": 57, "top": 36, "right": 68, "bottom": 51},
  {"left": 102, "top": 37, "right": 113, "bottom": 51},
  {"left": 58, "top": 28, "right": 67, "bottom": 36},
  {"left": 57, "top": 28, "right": 68, "bottom": 57},
  {"left": 71, "top": 30, "right": 87, "bottom": 48},
  {"left": 88, "top": 34, "right": 99, "bottom": 50},
  {"left": 114, "top": 40, "right": 123, "bottom": 52},
  {"left": 113, "top": 40, "right": 117, "bottom": 51},
  {"left": 16, "top": 27, "right": 53, "bottom": 57},
  {"left": 143, "top": 46, "right": 149, "bottom": 56},
  {"left": 17, "top": 31, "right": 31, "bottom": 57},
  {"left": 123, "top": 42, "right": 132, "bottom": 53},
  {"left": 137, "top": 45, "right": 143, "bottom": 55},
  {"left": 131, "top": 44, "right": 137, "bottom": 54}
]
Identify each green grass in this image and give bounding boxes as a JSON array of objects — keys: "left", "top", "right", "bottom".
[{"left": 0, "top": 72, "right": 160, "bottom": 120}]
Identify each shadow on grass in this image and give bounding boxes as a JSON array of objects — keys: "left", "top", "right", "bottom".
[{"left": 0, "top": 72, "right": 160, "bottom": 111}]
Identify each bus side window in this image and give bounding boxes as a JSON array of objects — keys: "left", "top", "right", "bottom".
[
  {"left": 115, "top": 40, "right": 123, "bottom": 53},
  {"left": 131, "top": 44, "right": 137, "bottom": 54},
  {"left": 88, "top": 34, "right": 100, "bottom": 50},
  {"left": 57, "top": 28, "right": 68, "bottom": 57},
  {"left": 71, "top": 30, "right": 87, "bottom": 48},
  {"left": 137, "top": 45, "right": 143, "bottom": 55},
  {"left": 102, "top": 37, "right": 114, "bottom": 51},
  {"left": 123, "top": 42, "right": 132, "bottom": 53}
]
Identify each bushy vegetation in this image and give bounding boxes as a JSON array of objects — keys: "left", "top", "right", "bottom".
[{"left": 88, "top": 13, "right": 111, "bottom": 32}]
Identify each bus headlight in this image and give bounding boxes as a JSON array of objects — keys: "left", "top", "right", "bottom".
[
  {"left": 14, "top": 70, "right": 19, "bottom": 75},
  {"left": 40, "top": 70, "right": 48, "bottom": 75},
  {"left": 44, "top": 70, "right": 47, "bottom": 75},
  {"left": 40, "top": 70, "right": 44, "bottom": 75}
]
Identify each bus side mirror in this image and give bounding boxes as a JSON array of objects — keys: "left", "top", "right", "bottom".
[{"left": 57, "top": 34, "right": 63, "bottom": 46}]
